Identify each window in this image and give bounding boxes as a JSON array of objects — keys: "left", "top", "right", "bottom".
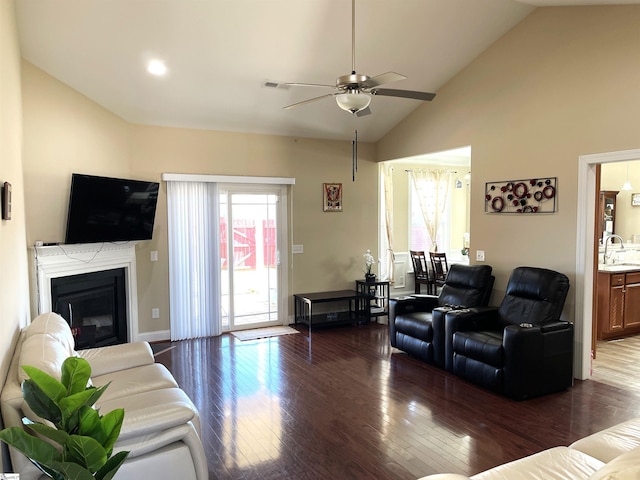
[{"left": 409, "top": 179, "right": 450, "bottom": 252}]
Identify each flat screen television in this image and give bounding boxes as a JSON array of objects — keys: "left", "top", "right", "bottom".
[{"left": 64, "top": 174, "right": 160, "bottom": 245}]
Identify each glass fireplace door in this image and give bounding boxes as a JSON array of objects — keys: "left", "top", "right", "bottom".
[{"left": 51, "top": 268, "right": 127, "bottom": 348}]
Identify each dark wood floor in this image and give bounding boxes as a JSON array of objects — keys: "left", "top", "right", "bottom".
[{"left": 154, "top": 324, "right": 640, "bottom": 480}]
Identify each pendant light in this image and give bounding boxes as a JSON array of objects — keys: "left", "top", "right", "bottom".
[{"left": 622, "top": 163, "right": 633, "bottom": 191}]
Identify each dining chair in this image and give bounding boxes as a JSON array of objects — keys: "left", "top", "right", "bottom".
[
  {"left": 429, "top": 252, "right": 449, "bottom": 294},
  {"left": 410, "top": 250, "right": 433, "bottom": 295}
]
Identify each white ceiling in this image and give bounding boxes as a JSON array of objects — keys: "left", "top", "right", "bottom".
[{"left": 14, "top": 0, "right": 640, "bottom": 143}]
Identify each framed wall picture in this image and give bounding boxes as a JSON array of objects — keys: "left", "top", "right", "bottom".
[
  {"left": 323, "top": 183, "right": 342, "bottom": 212},
  {"left": 632, "top": 193, "right": 640, "bottom": 206}
]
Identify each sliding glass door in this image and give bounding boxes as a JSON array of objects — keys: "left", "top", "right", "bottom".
[{"left": 219, "top": 185, "right": 287, "bottom": 331}]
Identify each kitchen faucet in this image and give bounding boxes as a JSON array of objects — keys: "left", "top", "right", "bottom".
[{"left": 604, "top": 234, "right": 625, "bottom": 265}]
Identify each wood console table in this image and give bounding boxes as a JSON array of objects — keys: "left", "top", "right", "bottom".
[{"left": 293, "top": 290, "right": 358, "bottom": 333}]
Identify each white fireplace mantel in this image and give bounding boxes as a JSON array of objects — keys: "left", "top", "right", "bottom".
[{"left": 29, "top": 242, "right": 139, "bottom": 342}]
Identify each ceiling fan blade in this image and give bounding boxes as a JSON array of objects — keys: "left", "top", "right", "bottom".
[
  {"left": 361, "top": 72, "right": 407, "bottom": 88},
  {"left": 356, "top": 106, "right": 372, "bottom": 117},
  {"left": 283, "top": 93, "right": 335, "bottom": 110},
  {"left": 370, "top": 88, "right": 436, "bottom": 101},
  {"left": 284, "top": 82, "right": 336, "bottom": 89}
]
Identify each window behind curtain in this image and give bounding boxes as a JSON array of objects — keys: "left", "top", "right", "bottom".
[{"left": 409, "top": 178, "right": 451, "bottom": 253}]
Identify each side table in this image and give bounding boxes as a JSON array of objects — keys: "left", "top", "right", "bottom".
[
  {"left": 355, "top": 280, "right": 390, "bottom": 323},
  {"left": 293, "top": 290, "right": 358, "bottom": 333}
]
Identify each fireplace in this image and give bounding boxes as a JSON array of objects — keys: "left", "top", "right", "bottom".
[
  {"left": 30, "top": 242, "right": 140, "bottom": 346},
  {"left": 51, "top": 268, "right": 127, "bottom": 348}
]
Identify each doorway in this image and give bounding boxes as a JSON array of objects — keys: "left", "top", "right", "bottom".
[
  {"left": 592, "top": 161, "right": 640, "bottom": 359},
  {"left": 219, "top": 184, "right": 288, "bottom": 331},
  {"left": 576, "top": 148, "right": 640, "bottom": 379}
]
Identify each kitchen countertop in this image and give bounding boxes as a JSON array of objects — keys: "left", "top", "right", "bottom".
[{"left": 598, "top": 264, "right": 640, "bottom": 273}]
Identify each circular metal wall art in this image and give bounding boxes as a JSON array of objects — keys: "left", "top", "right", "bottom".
[{"left": 485, "top": 177, "right": 557, "bottom": 214}]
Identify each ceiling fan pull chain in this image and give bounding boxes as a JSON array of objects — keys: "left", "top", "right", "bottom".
[
  {"left": 352, "top": 0, "right": 356, "bottom": 74},
  {"left": 351, "top": 115, "right": 357, "bottom": 181},
  {"left": 352, "top": 129, "right": 358, "bottom": 182},
  {"left": 355, "top": 129, "right": 358, "bottom": 174}
]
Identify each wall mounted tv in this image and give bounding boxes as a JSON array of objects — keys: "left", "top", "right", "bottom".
[{"left": 64, "top": 173, "right": 160, "bottom": 245}]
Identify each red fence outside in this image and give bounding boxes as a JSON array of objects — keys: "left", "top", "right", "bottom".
[{"left": 220, "top": 218, "right": 276, "bottom": 269}]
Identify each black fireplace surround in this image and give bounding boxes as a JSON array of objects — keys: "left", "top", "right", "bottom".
[{"left": 51, "top": 268, "right": 127, "bottom": 349}]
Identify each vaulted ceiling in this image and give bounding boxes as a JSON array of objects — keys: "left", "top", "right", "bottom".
[{"left": 15, "top": 0, "right": 640, "bottom": 142}]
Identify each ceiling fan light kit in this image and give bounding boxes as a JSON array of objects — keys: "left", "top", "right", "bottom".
[{"left": 336, "top": 90, "right": 371, "bottom": 114}]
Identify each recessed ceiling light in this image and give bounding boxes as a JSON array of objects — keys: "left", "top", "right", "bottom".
[{"left": 147, "top": 59, "right": 167, "bottom": 76}]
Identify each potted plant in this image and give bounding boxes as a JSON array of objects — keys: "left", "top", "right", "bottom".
[
  {"left": 363, "top": 249, "right": 376, "bottom": 282},
  {"left": 0, "top": 356, "right": 128, "bottom": 480}
]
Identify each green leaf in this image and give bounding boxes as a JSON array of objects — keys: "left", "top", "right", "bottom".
[
  {"left": 59, "top": 389, "right": 100, "bottom": 422},
  {"left": 87, "top": 382, "right": 110, "bottom": 406},
  {"left": 0, "top": 427, "right": 61, "bottom": 466},
  {"left": 100, "top": 409, "right": 124, "bottom": 454},
  {"left": 78, "top": 406, "right": 103, "bottom": 441},
  {"left": 95, "top": 450, "right": 129, "bottom": 480},
  {"left": 22, "top": 379, "right": 63, "bottom": 426},
  {"left": 24, "top": 421, "right": 69, "bottom": 446},
  {"left": 61, "top": 357, "right": 92, "bottom": 396},
  {"left": 51, "top": 460, "right": 95, "bottom": 480},
  {"left": 65, "top": 435, "right": 107, "bottom": 472},
  {"left": 22, "top": 365, "right": 67, "bottom": 403},
  {"left": 32, "top": 461, "right": 65, "bottom": 480}
]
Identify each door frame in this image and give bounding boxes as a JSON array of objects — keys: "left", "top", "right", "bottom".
[
  {"left": 576, "top": 148, "right": 640, "bottom": 379},
  {"left": 220, "top": 183, "right": 290, "bottom": 331}
]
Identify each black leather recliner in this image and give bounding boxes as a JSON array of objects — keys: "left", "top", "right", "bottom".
[
  {"left": 389, "top": 264, "right": 494, "bottom": 368},
  {"left": 447, "top": 266, "right": 572, "bottom": 400}
]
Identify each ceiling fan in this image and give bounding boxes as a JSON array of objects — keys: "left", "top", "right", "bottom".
[{"left": 271, "top": 0, "right": 436, "bottom": 116}]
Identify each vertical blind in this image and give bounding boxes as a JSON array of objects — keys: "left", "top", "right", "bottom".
[{"left": 166, "top": 181, "right": 221, "bottom": 340}]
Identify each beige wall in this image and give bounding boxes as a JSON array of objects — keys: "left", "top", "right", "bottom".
[
  {"left": 379, "top": 6, "right": 640, "bottom": 318},
  {"left": 21, "top": 61, "right": 131, "bottom": 242},
  {"left": 0, "top": 0, "right": 31, "bottom": 470},
  {"left": 21, "top": 64, "right": 378, "bottom": 335}
]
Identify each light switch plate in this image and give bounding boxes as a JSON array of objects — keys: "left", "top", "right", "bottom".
[{"left": 150, "top": 250, "right": 158, "bottom": 262}]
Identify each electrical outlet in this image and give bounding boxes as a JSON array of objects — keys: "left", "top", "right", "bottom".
[
  {"left": 292, "top": 244, "right": 304, "bottom": 254},
  {"left": 152, "top": 308, "right": 160, "bottom": 319},
  {"left": 150, "top": 250, "right": 158, "bottom": 262},
  {"left": 476, "top": 250, "right": 485, "bottom": 262}
]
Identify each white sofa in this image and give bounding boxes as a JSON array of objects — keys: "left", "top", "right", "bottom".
[
  {"left": 1, "top": 312, "right": 208, "bottom": 480},
  {"left": 419, "top": 417, "right": 640, "bottom": 480}
]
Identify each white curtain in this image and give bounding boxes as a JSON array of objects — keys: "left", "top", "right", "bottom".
[
  {"left": 411, "top": 169, "right": 451, "bottom": 252},
  {"left": 166, "top": 181, "right": 221, "bottom": 340},
  {"left": 382, "top": 164, "right": 395, "bottom": 283}
]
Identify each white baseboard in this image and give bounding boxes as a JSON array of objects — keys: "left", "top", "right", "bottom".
[{"left": 138, "top": 329, "right": 170, "bottom": 343}]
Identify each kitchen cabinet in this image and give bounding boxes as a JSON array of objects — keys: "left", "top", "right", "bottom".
[{"left": 597, "top": 270, "right": 640, "bottom": 339}]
